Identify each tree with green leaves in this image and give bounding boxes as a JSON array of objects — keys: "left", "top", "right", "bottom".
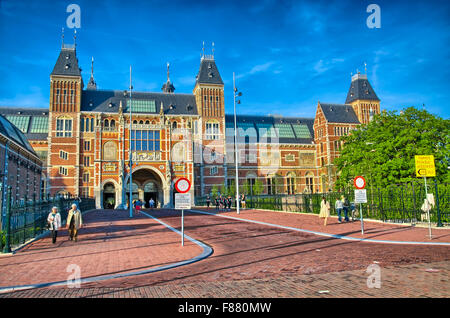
[
  {"left": 211, "top": 185, "right": 219, "bottom": 198},
  {"left": 334, "top": 106, "right": 449, "bottom": 190}
]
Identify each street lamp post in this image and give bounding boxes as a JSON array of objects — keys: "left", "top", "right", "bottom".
[
  {"left": 128, "top": 66, "right": 133, "bottom": 218},
  {"left": 233, "top": 72, "right": 242, "bottom": 214}
]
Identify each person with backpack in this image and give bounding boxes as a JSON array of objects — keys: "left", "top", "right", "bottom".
[
  {"left": 342, "top": 195, "right": 350, "bottom": 222},
  {"left": 66, "top": 203, "right": 83, "bottom": 242},
  {"left": 47, "top": 206, "right": 62, "bottom": 244}
]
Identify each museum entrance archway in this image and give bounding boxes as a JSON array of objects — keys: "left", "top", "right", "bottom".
[
  {"left": 103, "top": 183, "right": 116, "bottom": 209},
  {"left": 126, "top": 168, "right": 164, "bottom": 208}
]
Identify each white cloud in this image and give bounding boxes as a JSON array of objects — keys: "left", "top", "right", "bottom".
[{"left": 236, "top": 61, "right": 275, "bottom": 79}]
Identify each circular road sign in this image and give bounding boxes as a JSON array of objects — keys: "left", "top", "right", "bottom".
[
  {"left": 354, "top": 176, "right": 366, "bottom": 189},
  {"left": 175, "top": 177, "right": 191, "bottom": 193}
]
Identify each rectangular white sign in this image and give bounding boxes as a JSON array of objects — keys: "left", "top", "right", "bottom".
[
  {"left": 354, "top": 189, "right": 367, "bottom": 203},
  {"left": 175, "top": 193, "right": 191, "bottom": 210}
]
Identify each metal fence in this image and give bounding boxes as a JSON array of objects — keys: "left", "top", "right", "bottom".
[
  {"left": 1, "top": 188, "right": 95, "bottom": 252},
  {"left": 195, "top": 180, "right": 449, "bottom": 226}
]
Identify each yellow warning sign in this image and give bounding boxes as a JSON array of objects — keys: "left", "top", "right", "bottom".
[{"left": 415, "top": 155, "right": 436, "bottom": 177}]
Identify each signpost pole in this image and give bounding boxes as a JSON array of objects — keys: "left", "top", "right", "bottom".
[
  {"left": 181, "top": 209, "right": 184, "bottom": 246},
  {"left": 360, "top": 203, "right": 364, "bottom": 235},
  {"left": 424, "top": 176, "right": 432, "bottom": 239}
]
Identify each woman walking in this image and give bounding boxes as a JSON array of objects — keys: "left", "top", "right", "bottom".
[
  {"left": 66, "top": 203, "right": 83, "bottom": 242},
  {"left": 47, "top": 207, "right": 62, "bottom": 244},
  {"left": 319, "top": 196, "right": 331, "bottom": 226}
]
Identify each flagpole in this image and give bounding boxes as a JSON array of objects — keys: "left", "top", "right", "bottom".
[{"left": 233, "top": 72, "right": 240, "bottom": 215}]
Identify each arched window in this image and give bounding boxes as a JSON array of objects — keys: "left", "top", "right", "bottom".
[
  {"left": 172, "top": 121, "right": 177, "bottom": 130},
  {"left": 110, "top": 119, "right": 116, "bottom": 130},
  {"left": 305, "top": 172, "right": 314, "bottom": 193},
  {"left": 104, "top": 119, "right": 110, "bottom": 128},
  {"left": 286, "top": 172, "right": 296, "bottom": 195}
]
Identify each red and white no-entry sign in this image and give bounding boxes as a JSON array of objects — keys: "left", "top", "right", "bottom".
[
  {"left": 174, "top": 177, "right": 191, "bottom": 193},
  {"left": 354, "top": 176, "right": 366, "bottom": 189}
]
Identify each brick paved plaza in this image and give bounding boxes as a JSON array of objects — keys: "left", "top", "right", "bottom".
[{"left": 0, "top": 208, "right": 449, "bottom": 298}]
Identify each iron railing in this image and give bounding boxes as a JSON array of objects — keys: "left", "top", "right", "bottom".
[
  {"left": 195, "top": 180, "right": 449, "bottom": 226},
  {"left": 1, "top": 188, "right": 95, "bottom": 252}
]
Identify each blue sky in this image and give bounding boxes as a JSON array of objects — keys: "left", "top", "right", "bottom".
[{"left": 0, "top": 0, "right": 449, "bottom": 118}]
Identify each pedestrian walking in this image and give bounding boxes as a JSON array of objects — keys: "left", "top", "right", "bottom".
[
  {"left": 149, "top": 198, "right": 155, "bottom": 210},
  {"left": 206, "top": 195, "right": 211, "bottom": 209},
  {"left": 319, "top": 196, "right": 330, "bottom": 226},
  {"left": 47, "top": 206, "right": 61, "bottom": 244},
  {"left": 135, "top": 199, "right": 142, "bottom": 213},
  {"left": 66, "top": 203, "right": 83, "bottom": 242},
  {"left": 215, "top": 197, "right": 220, "bottom": 211},
  {"left": 227, "top": 196, "right": 232, "bottom": 211},
  {"left": 219, "top": 196, "right": 225, "bottom": 211},
  {"left": 241, "top": 194, "right": 246, "bottom": 210},
  {"left": 335, "top": 197, "right": 344, "bottom": 223},
  {"left": 342, "top": 195, "right": 350, "bottom": 222}
]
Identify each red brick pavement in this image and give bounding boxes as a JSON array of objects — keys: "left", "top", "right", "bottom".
[
  {"left": 0, "top": 209, "right": 202, "bottom": 289},
  {"left": 0, "top": 208, "right": 449, "bottom": 297},
  {"left": 1, "top": 260, "right": 448, "bottom": 298},
  {"left": 196, "top": 207, "right": 450, "bottom": 243}
]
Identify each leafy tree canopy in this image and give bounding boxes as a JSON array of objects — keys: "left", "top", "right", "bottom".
[{"left": 334, "top": 106, "right": 449, "bottom": 189}]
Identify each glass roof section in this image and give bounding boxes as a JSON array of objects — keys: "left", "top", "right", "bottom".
[
  {"left": 127, "top": 99, "right": 156, "bottom": 113},
  {"left": 292, "top": 124, "right": 312, "bottom": 138},
  {"left": 273, "top": 123, "right": 296, "bottom": 138},
  {"left": 5, "top": 115, "right": 30, "bottom": 133},
  {"left": 30, "top": 116, "right": 49, "bottom": 133}
]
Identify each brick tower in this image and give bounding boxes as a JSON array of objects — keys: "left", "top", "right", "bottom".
[
  {"left": 48, "top": 35, "right": 83, "bottom": 197},
  {"left": 193, "top": 46, "right": 226, "bottom": 196},
  {"left": 345, "top": 72, "right": 380, "bottom": 124}
]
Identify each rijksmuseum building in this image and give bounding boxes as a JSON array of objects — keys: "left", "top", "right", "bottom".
[{"left": 0, "top": 40, "right": 380, "bottom": 209}]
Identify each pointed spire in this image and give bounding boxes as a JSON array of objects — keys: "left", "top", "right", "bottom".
[
  {"left": 202, "top": 41, "right": 205, "bottom": 59},
  {"left": 167, "top": 62, "right": 170, "bottom": 82},
  {"left": 159, "top": 101, "right": 164, "bottom": 116},
  {"left": 61, "top": 27, "right": 65, "bottom": 47},
  {"left": 87, "top": 56, "right": 97, "bottom": 90},
  {"left": 161, "top": 62, "right": 175, "bottom": 93},
  {"left": 364, "top": 62, "right": 367, "bottom": 74},
  {"left": 212, "top": 42, "right": 215, "bottom": 57},
  {"left": 73, "top": 29, "right": 77, "bottom": 47}
]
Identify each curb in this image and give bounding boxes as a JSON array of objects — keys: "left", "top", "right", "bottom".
[
  {"left": 0, "top": 210, "right": 213, "bottom": 294},
  {"left": 188, "top": 209, "right": 450, "bottom": 247}
]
